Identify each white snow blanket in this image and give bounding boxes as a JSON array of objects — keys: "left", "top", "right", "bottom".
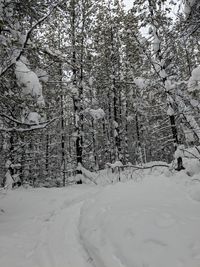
[
  {"left": 0, "top": 174, "right": 200, "bottom": 267},
  {"left": 80, "top": 175, "right": 200, "bottom": 267},
  {"left": 0, "top": 185, "right": 99, "bottom": 267}
]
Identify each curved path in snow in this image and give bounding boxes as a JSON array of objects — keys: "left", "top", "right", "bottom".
[
  {"left": 0, "top": 185, "right": 99, "bottom": 267},
  {"left": 1, "top": 175, "right": 200, "bottom": 267}
]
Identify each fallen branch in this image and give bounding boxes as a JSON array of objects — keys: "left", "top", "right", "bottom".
[
  {"left": 180, "top": 148, "right": 200, "bottom": 161},
  {"left": 116, "top": 164, "right": 169, "bottom": 170},
  {"left": 81, "top": 172, "right": 98, "bottom": 185},
  {"left": 77, "top": 164, "right": 98, "bottom": 185}
]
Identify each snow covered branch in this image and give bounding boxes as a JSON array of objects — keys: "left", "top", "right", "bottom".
[
  {"left": 0, "top": 117, "right": 59, "bottom": 133},
  {"left": 43, "top": 48, "right": 80, "bottom": 70},
  {"left": 0, "top": 113, "right": 51, "bottom": 127},
  {"left": 0, "top": 2, "right": 63, "bottom": 78}
]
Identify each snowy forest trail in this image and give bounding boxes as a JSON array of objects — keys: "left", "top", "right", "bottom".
[
  {"left": 0, "top": 185, "right": 100, "bottom": 267},
  {"left": 1, "top": 174, "right": 200, "bottom": 267}
]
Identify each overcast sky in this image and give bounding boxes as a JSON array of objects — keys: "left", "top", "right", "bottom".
[
  {"left": 123, "top": 0, "right": 181, "bottom": 13},
  {"left": 124, "top": 0, "right": 134, "bottom": 10}
]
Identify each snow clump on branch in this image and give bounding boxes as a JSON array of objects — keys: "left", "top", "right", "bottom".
[
  {"left": 15, "top": 58, "right": 45, "bottom": 106},
  {"left": 26, "top": 112, "right": 41, "bottom": 124},
  {"left": 188, "top": 65, "right": 200, "bottom": 92},
  {"left": 85, "top": 108, "right": 105, "bottom": 121},
  {"left": 184, "top": 0, "right": 197, "bottom": 16}
]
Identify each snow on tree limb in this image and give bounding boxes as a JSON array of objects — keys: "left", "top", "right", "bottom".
[
  {"left": 15, "top": 59, "right": 45, "bottom": 106},
  {"left": 184, "top": 0, "right": 197, "bottom": 16},
  {"left": 188, "top": 66, "right": 200, "bottom": 92},
  {"left": 0, "top": 1, "right": 64, "bottom": 78},
  {"left": 0, "top": 116, "right": 59, "bottom": 132}
]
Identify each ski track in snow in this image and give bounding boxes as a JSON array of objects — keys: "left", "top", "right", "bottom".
[
  {"left": 1, "top": 175, "right": 200, "bottom": 267},
  {"left": 0, "top": 185, "right": 100, "bottom": 267}
]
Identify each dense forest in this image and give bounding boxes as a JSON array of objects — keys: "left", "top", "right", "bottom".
[{"left": 0, "top": 0, "right": 200, "bottom": 187}]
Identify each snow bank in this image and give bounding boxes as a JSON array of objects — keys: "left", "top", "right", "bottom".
[
  {"left": 183, "top": 158, "right": 200, "bottom": 176},
  {"left": 79, "top": 175, "right": 200, "bottom": 267},
  {"left": 93, "top": 161, "right": 169, "bottom": 185}
]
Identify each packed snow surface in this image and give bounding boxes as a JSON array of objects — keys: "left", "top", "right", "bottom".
[
  {"left": 1, "top": 173, "right": 200, "bottom": 267},
  {"left": 80, "top": 175, "right": 200, "bottom": 267},
  {"left": 0, "top": 185, "right": 99, "bottom": 267}
]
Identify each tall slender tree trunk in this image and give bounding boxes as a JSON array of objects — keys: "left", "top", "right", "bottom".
[
  {"left": 148, "top": 0, "right": 184, "bottom": 171},
  {"left": 110, "top": 25, "right": 121, "bottom": 161},
  {"left": 124, "top": 95, "right": 129, "bottom": 164},
  {"left": 71, "top": 0, "right": 84, "bottom": 178},
  {"left": 61, "top": 92, "right": 66, "bottom": 186},
  {"left": 45, "top": 133, "right": 49, "bottom": 177},
  {"left": 136, "top": 112, "right": 143, "bottom": 165}
]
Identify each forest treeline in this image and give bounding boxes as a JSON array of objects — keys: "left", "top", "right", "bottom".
[{"left": 0, "top": 0, "right": 199, "bottom": 186}]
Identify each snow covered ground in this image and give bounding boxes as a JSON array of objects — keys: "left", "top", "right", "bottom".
[
  {"left": 0, "top": 185, "right": 100, "bottom": 267},
  {"left": 0, "top": 172, "right": 200, "bottom": 267},
  {"left": 80, "top": 174, "right": 200, "bottom": 267}
]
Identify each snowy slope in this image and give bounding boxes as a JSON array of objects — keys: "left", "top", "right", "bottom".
[{"left": 80, "top": 175, "right": 200, "bottom": 267}]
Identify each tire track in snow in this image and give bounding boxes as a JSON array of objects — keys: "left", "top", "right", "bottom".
[{"left": 30, "top": 188, "right": 100, "bottom": 267}]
